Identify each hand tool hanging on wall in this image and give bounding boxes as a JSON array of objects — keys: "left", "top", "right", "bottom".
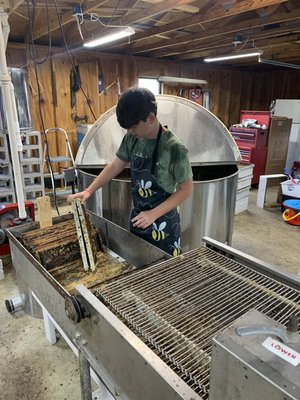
[
  {"left": 98, "top": 59, "right": 105, "bottom": 94},
  {"left": 70, "top": 65, "right": 81, "bottom": 108},
  {"left": 51, "top": 67, "right": 57, "bottom": 107}
]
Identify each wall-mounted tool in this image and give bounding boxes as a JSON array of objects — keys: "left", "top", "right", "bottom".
[{"left": 70, "top": 65, "right": 81, "bottom": 108}]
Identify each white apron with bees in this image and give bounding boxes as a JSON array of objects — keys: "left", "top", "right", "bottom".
[{"left": 130, "top": 125, "right": 181, "bottom": 256}]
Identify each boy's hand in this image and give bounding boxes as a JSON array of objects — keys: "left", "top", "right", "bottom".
[
  {"left": 131, "top": 210, "right": 157, "bottom": 229},
  {"left": 67, "top": 190, "right": 91, "bottom": 204}
]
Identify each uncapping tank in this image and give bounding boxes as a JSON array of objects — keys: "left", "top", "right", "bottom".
[{"left": 75, "top": 95, "right": 241, "bottom": 251}]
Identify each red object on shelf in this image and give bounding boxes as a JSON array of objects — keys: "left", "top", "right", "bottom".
[
  {"left": 0, "top": 201, "right": 35, "bottom": 255},
  {"left": 240, "top": 110, "right": 270, "bottom": 128},
  {"left": 188, "top": 89, "right": 203, "bottom": 104}
]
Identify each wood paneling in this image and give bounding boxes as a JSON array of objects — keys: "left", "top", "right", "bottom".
[{"left": 6, "top": 48, "right": 300, "bottom": 166}]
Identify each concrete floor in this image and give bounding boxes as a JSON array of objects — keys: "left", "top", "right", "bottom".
[
  {"left": 232, "top": 186, "right": 300, "bottom": 276},
  {"left": 0, "top": 187, "right": 299, "bottom": 400}
]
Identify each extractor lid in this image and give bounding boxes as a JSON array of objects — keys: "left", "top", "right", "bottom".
[{"left": 75, "top": 95, "right": 241, "bottom": 167}]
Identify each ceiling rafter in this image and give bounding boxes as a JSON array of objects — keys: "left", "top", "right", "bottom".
[
  {"left": 175, "top": 30, "right": 300, "bottom": 60},
  {"left": 123, "top": 0, "right": 288, "bottom": 43},
  {"left": 129, "top": 8, "right": 300, "bottom": 55},
  {"left": 31, "top": 0, "right": 112, "bottom": 40},
  {"left": 5, "top": 0, "right": 300, "bottom": 68},
  {"left": 97, "top": 0, "right": 288, "bottom": 53},
  {"left": 116, "top": 0, "right": 198, "bottom": 26},
  {"left": 255, "top": 4, "right": 281, "bottom": 17},
  {"left": 143, "top": 0, "right": 199, "bottom": 14}
]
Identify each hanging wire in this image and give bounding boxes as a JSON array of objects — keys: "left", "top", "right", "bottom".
[
  {"left": 233, "top": 35, "right": 250, "bottom": 52},
  {"left": 90, "top": 0, "right": 123, "bottom": 30},
  {"left": 252, "top": 38, "right": 263, "bottom": 52},
  {"left": 26, "top": 0, "right": 60, "bottom": 214},
  {"left": 53, "top": 0, "right": 97, "bottom": 121},
  {"left": 26, "top": 0, "right": 52, "bottom": 65}
]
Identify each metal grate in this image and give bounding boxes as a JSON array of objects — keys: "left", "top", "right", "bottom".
[{"left": 94, "top": 247, "right": 300, "bottom": 399}]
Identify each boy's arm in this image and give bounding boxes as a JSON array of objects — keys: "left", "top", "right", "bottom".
[
  {"left": 86, "top": 157, "right": 128, "bottom": 193},
  {"left": 68, "top": 157, "right": 128, "bottom": 203}
]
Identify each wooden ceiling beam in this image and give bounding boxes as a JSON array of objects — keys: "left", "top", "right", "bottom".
[
  {"left": 172, "top": 27, "right": 300, "bottom": 59},
  {"left": 31, "top": 0, "right": 112, "bottom": 40},
  {"left": 130, "top": 7, "right": 300, "bottom": 54},
  {"left": 97, "top": 0, "right": 288, "bottom": 53},
  {"left": 126, "top": 0, "right": 288, "bottom": 42},
  {"left": 116, "top": 0, "right": 198, "bottom": 26},
  {"left": 31, "top": 0, "right": 196, "bottom": 41},
  {"left": 174, "top": 30, "right": 300, "bottom": 60},
  {"left": 142, "top": 0, "right": 199, "bottom": 14},
  {"left": 255, "top": 4, "right": 281, "bottom": 17}
]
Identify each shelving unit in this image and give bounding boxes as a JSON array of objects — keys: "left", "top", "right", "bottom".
[
  {"left": 0, "top": 132, "right": 16, "bottom": 203},
  {"left": 0, "top": 130, "right": 44, "bottom": 203},
  {"left": 235, "top": 164, "right": 254, "bottom": 214},
  {"left": 20, "top": 131, "right": 45, "bottom": 200}
]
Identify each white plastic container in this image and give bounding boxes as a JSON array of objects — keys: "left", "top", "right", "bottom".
[{"left": 281, "top": 179, "right": 300, "bottom": 198}]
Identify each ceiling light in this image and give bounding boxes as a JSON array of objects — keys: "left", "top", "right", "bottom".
[
  {"left": 84, "top": 27, "right": 135, "bottom": 48},
  {"left": 204, "top": 51, "right": 262, "bottom": 62},
  {"left": 158, "top": 76, "right": 207, "bottom": 85},
  {"left": 258, "top": 57, "right": 300, "bottom": 70}
]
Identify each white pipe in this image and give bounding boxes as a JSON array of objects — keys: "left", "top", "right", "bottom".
[
  {"left": 0, "top": 7, "right": 26, "bottom": 219},
  {"left": 1, "top": 7, "right": 8, "bottom": 47},
  {"left": 9, "top": 78, "right": 23, "bottom": 151}
]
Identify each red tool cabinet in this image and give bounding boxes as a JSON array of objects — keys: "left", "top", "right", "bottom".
[{"left": 229, "top": 111, "right": 270, "bottom": 185}]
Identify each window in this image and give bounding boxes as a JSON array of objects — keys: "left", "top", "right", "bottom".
[{"left": 138, "top": 77, "right": 160, "bottom": 95}]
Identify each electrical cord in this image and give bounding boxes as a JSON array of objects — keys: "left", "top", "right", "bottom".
[
  {"left": 26, "top": 0, "right": 60, "bottom": 214},
  {"left": 26, "top": 0, "right": 52, "bottom": 65},
  {"left": 89, "top": 0, "right": 122, "bottom": 30}
]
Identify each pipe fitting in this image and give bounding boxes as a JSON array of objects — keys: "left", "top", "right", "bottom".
[{"left": 5, "top": 295, "right": 24, "bottom": 314}]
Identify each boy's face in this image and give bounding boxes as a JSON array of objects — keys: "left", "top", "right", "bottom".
[{"left": 128, "top": 113, "right": 157, "bottom": 139}]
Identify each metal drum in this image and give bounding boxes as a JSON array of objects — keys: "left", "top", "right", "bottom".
[{"left": 76, "top": 95, "right": 241, "bottom": 252}]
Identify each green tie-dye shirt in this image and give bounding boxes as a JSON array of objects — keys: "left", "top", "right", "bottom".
[{"left": 116, "top": 130, "right": 192, "bottom": 193}]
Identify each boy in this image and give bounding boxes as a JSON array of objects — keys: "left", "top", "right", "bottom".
[{"left": 68, "top": 88, "right": 193, "bottom": 256}]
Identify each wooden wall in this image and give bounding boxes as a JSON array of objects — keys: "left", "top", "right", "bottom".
[{"left": 6, "top": 45, "right": 300, "bottom": 168}]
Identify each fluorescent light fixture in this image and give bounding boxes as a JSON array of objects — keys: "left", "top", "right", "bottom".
[
  {"left": 258, "top": 57, "right": 300, "bottom": 70},
  {"left": 84, "top": 27, "right": 135, "bottom": 48},
  {"left": 158, "top": 76, "right": 207, "bottom": 85},
  {"left": 204, "top": 51, "right": 262, "bottom": 62}
]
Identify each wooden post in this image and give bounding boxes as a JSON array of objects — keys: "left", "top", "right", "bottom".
[{"left": 37, "top": 196, "right": 53, "bottom": 228}]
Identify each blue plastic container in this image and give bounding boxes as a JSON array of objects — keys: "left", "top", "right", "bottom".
[{"left": 283, "top": 199, "right": 300, "bottom": 212}]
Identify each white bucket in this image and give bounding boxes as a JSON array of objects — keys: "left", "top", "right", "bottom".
[{"left": 281, "top": 179, "right": 300, "bottom": 198}]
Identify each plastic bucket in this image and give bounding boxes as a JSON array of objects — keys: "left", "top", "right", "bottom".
[
  {"left": 282, "top": 199, "right": 300, "bottom": 226},
  {"left": 280, "top": 180, "right": 300, "bottom": 197}
]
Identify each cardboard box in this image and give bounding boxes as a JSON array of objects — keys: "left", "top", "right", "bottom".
[{"left": 264, "top": 117, "right": 292, "bottom": 177}]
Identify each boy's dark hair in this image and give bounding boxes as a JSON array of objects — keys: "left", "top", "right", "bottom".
[{"left": 116, "top": 87, "right": 157, "bottom": 129}]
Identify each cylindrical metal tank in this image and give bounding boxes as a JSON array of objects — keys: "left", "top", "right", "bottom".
[{"left": 75, "top": 95, "right": 241, "bottom": 252}]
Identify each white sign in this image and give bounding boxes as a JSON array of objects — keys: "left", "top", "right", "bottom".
[{"left": 262, "top": 337, "right": 300, "bottom": 366}]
